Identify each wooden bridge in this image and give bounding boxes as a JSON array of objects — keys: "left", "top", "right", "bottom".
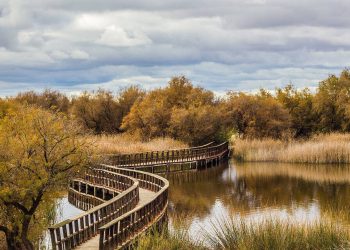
[{"left": 48, "top": 141, "right": 229, "bottom": 249}]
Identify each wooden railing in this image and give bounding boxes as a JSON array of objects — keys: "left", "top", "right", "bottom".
[
  {"left": 49, "top": 141, "right": 229, "bottom": 250},
  {"left": 105, "top": 141, "right": 229, "bottom": 167},
  {"left": 48, "top": 169, "right": 139, "bottom": 250},
  {"left": 97, "top": 166, "right": 169, "bottom": 249}
]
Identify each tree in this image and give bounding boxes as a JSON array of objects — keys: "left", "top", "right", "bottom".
[
  {"left": 0, "top": 99, "right": 18, "bottom": 120},
  {"left": 224, "top": 91, "right": 291, "bottom": 139},
  {"left": 71, "top": 89, "right": 120, "bottom": 133},
  {"left": 116, "top": 85, "right": 145, "bottom": 128},
  {"left": 169, "top": 105, "right": 220, "bottom": 145},
  {"left": 164, "top": 76, "right": 214, "bottom": 108},
  {"left": 15, "top": 90, "right": 70, "bottom": 113},
  {"left": 313, "top": 70, "right": 350, "bottom": 132},
  {"left": 121, "top": 76, "right": 216, "bottom": 143},
  {"left": 121, "top": 89, "right": 170, "bottom": 138},
  {"left": 0, "top": 106, "right": 91, "bottom": 249},
  {"left": 276, "top": 85, "right": 315, "bottom": 137}
]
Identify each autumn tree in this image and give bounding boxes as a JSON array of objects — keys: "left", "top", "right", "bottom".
[
  {"left": 224, "top": 91, "right": 291, "bottom": 139},
  {"left": 71, "top": 89, "right": 120, "bottom": 133},
  {"left": 0, "top": 99, "right": 18, "bottom": 120},
  {"left": 121, "top": 89, "right": 170, "bottom": 138},
  {"left": 276, "top": 85, "right": 315, "bottom": 137},
  {"left": 0, "top": 106, "right": 91, "bottom": 249},
  {"left": 313, "top": 69, "right": 350, "bottom": 132},
  {"left": 116, "top": 85, "right": 145, "bottom": 128},
  {"left": 15, "top": 90, "right": 70, "bottom": 113},
  {"left": 169, "top": 105, "right": 220, "bottom": 145},
  {"left": 121, "top": 76, "right": 217, "bottom": 143}
]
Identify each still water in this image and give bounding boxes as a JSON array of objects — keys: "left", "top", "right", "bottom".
[
  {"left": 51, "top": 160, "right": 350, "bottom": 245},
  {"left": 167, "top": 160, "right": 350, "bottom": 236}
]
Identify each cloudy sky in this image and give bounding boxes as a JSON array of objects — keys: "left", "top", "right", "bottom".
[{"left": 0, "top": 0, "right": 349, "bottom": 96}]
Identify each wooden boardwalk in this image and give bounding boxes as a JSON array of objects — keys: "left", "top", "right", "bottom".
[
  {"left": 49, "top": 142, "right": 229, "bottom": 250},
  {"left": 75, "top": 189, "right": 154, "bottom": 250}
]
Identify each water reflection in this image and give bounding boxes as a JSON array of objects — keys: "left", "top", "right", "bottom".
[
  {"left": 168, "top": 161, "right": 350, "bottom": 237},
  {"left": 42, "top": 197, "right": 82, "bottom": 249},
  {"left": 49, "top": 161, "right": 350, "bottom": 247}
]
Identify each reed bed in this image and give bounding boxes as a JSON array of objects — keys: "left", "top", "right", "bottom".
[
  {"left": 135, "top": 227, "right": 206, "bottom": 250},
  {"left": 205, "top": 218, "right": 350, "bottom": 250},
  {"left": 136, "top": 218, "right": 350, "bottom": 250},
  {"left": 85, "top": 134, "right": 187, "bottom": 154},
  {"left": 233, "top": 133, "right": 350, "bottom": 164}
]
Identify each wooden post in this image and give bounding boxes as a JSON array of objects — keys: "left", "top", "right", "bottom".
[{"left": 49, "top": 228, "right": 57, "bottom": 250}]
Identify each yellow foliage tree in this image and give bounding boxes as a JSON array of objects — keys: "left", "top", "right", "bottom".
[
  {"left": 224, "top": 91, "right": 292, "bottom": 139},
  {"left": 169, "top": 105, "right": 220, "bottom": 145},
  {"left": 0, "top": 106, "right": 91, "bottom": 249},
  {"left": 121, "top": 76, "right": 216, "bottom": 143}
]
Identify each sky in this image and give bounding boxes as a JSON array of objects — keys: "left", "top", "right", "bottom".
[{"left": 0, "top": 0, "right": 349, "bottom": 96}]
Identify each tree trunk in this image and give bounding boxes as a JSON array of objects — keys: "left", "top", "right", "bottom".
[
  {"left": 5, "top": 229, "right": 34, "bottom": 250},
  {"left": 5, "top": 226, "right": 32, "bottom": 250},
  {"left": 21, "top": 216, "right": 34, "bottom": 250}
]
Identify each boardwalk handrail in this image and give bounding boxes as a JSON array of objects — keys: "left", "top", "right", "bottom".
[
  {"left": 96, "top": 166, "right": 169, "bottom": 249},
  {"left": 103, "top": 141, "right": 215, "bottom": 158},
  {"left": 48, "top": 169, "right": 140, "bottom": 250},
  {"left": 105, "top": 141, "right": 229, "bottom": 167},
  {"left": 50, "top": 141, "right": 229, "bottom": 249},
  {"left": 68, "top": 169, "right": 135, "bottom": 210}
]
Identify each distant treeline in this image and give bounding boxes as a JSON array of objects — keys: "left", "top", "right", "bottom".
[{"left": 1, "top": 69, "right": 350, "bottom": 145}]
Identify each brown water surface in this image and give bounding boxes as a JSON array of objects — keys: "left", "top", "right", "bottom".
[{"left": 167, "top": 160, "right": 350, "bottom": 236}]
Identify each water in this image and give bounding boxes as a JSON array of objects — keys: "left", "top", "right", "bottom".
[
  {"left": 49, "top": 160, "right": 350, "bottom": 246},
  {"left": 41, "top": 197, "right": 82, "bottom": 249},
  {"left": 167, "top": 160, "right": 350, "bottom": 238}
]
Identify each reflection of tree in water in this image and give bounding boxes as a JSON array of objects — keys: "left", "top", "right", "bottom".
[
  {"left": 225, "top": 175, "right": 322, "bottom": 213},
  {"left": 167, "top": 162, "right": 232, "bottom": 219},
  {"left": 229, "top": 162, "right": 350, "bottom": 222},
  {"left": 168, "top": 161, "right": 350, "bottom": 224}
]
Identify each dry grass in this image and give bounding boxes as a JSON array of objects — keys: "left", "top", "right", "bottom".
[
  {"left": 85, "top": 134, "right": 188, "bottom": 155},
  {"left": 205, "top": 218, "right": 350, "bottom": 250},
  {"left": 136, "top": 218, "right": 350, "bottom": 250},
  {"left": 233, "top": 133, "right": 350, "bottom": 164}
]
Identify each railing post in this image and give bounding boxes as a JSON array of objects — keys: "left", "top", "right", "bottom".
[{"left": 49, "top": 228, "right": 57, "bottom": 250}]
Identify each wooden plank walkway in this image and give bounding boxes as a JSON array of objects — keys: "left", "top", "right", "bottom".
[
  {"left": 49, "top": 142, "right": 229, "bottom": 250},
  {"left": 75, "top": 188, "right": 155, "bottom": 250}
]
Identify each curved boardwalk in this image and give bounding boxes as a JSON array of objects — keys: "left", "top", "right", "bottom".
[{"left": 49, "top": 142, "right": 229, "bottom": 250}]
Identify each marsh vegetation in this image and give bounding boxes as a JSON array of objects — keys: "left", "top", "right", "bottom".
[
  {"left": 232, "top": 133, "right": 350, "bottom": 164},
  {"left": 2, "top": 69, "right": 350, "bottom": 248},
  {"left": 136, "top": 161, "right": 350, "bottom": 249}
]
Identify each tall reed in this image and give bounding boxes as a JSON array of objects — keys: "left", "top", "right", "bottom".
[
  {"left": 233, "top": 133, "right": 350, "bottom": 164},
  {"left": 135, "top": 227, "right": 206, "bottom": 250},
  {"left": 205, "top": 218, "right": 350, "bottom": 250},
  {"left": 85, "top": 134, "right": 187, "bottom": 155},
  {"left": 135, "top": 217, "right": 350, "bottom": 250}
]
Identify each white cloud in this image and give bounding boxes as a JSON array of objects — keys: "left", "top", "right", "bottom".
[
  {"left": 97, "top": 25, "right": 151, "bottom": 47},
  {"left": 71, "top": 50, "right": 90, "bottom": 60}
]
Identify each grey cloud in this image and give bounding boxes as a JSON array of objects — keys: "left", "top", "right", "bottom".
[{"left": 0, "top": 0, "right": 349, "bottom": 96}]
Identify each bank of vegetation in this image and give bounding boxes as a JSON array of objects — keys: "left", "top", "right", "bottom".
[
  {"left": 2, "top": 70, "right": 350, "bottom": 248},
  {"left": 233, "top": 133, "right": 350, "bottom": 164},
  {"left": 3, "top": 70, "right": 350, "bottom": 148},
  {"left": 136, "top": 218, "right": 350, "bottom": 250},
  {"left": 88, "top": 134, "right": 187, "bottom": 155}
]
